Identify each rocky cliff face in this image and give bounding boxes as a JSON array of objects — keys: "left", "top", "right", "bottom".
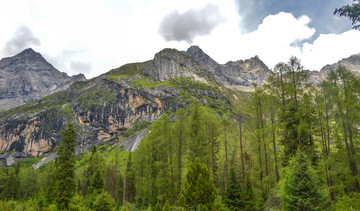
[
  {"left": 185, "top": 46, "right": 273, "bottom": 87},
  {"left": 0, "top": 48, "right": 86, "bottom": 111},
  {"left": 0, "top": 48, "right": 236, "bottom": 166},
  {"left": 142, "top": 48, "right": 216, "bottom": 84}
]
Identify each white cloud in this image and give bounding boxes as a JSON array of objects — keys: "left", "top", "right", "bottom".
[
  {"left": 197, "top": 11, "right": 360, "bottom": 72},
  {"left": 301, "top": 30, "right": 360, "bottom": 70}
]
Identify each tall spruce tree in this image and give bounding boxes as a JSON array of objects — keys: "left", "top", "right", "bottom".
[
  {"left": 89, "top": 170, "right": 104, "bottom": 196},
  {"left": 223, "top": 168, "right": 244, "bottom": 210},
  {"left": 244, "top": 174, "right": 256, "bottom": 211},
  {"left": 282, "top": 151, "right": 329, "bottom": 211},
  {"left": 54, "top": 123, "right": 77, "bottom": 210},
  {"left": 180, "top": 157, "right": 216, "bottom": 210}
]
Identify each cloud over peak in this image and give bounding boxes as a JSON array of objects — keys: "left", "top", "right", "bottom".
[
  {"left": 4, "top": 26, "right": 41, "bottom": 56},
  {"left": 159, "top": 4, "right": 225, "bottom": 43}
]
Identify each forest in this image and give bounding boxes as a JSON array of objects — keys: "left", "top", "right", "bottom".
[{"left": 0, "top": 56, "right": 360, "bottom": 211}]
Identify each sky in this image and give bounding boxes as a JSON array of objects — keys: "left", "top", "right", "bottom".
[{"left": 0, "top": 0, "right": 359, "bottom": 79}]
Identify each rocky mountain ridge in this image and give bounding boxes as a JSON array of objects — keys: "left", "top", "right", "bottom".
[
  {"left": 1, "top": 46, "right": 360, "bottom": 167},
  {"left": 0, "top": 48, "right": 86, "bottom": 111},
  {"left": 0, "top": 47, "right": 237, "bottom": 166},
  {"left": 307, "top": 53, "right": 360, "bottom": 84},
  {"left": 185, "top": 46, "right": 273, "bottom": 87}
]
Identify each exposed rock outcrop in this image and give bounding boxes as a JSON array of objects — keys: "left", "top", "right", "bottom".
[
  {"left": 142, "top": 48, "right": 215, "bottom": 84},
  {"left": 185, "top": 46, "right": 273, "bottom": 87},
  {"left": 0, "top": 48, "right": 86, "bottom": 111}
]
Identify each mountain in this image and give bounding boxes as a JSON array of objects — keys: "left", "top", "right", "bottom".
[
  {"left": 308, "top": 53, "right": 360, "bottom": 84},
  {"left": 0, "top": 47, "right": 240, "bottom": 166},
  {"left": 3, "top": 46, "right": 358, "bottom": 167},
  {"left": 185, "top": 46, "right": 273, "bottom": 88},
  {"left": 0, "top": 48, "right": 86, "bottom": 111}
]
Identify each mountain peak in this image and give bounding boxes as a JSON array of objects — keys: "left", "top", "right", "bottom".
[
  {"left": 16, "top": 48, "right": 42, "bottom": 59},
  {"left": 0, "top": 48, "right": 47, "bottom": 67},
  {"left": 0, "top": 48, "right": 86, "bottom": 110},
  {"left": 185, "top": 45, "right": 218, "bottom": 67},
  {"left": 142, "top": 47, "right": 209, "bottom": 82},
  {"left": 21, "top": 48, "right": 36, "bottom": 54},
  {"left": 187, "top": 45, "right": 203, "bottom": 52}
]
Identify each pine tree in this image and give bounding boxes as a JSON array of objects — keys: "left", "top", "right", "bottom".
[
  {"left": 223, "top": 168, "right": 244, "bottom": 210},
  {"left": 54, "top": 123, "right": 77, "bottom": 210},
  {"left": 244, "top": 175, "right": 256, "bottom": 211},
  {"left": 180, "top": 157, "right": 216, "bottom": 210},
  {"left": 89, "top": 170, "right": 104, "bottom": 195},
  {"left": 282, "top": 151, "right": 329, "bottom": 211}
]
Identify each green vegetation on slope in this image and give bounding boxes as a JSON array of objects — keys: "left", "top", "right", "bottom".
[{"left": 1, "top": 55, "right": 360, "bottom": 210}]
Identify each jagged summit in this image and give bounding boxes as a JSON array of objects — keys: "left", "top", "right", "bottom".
[
  {"left": 184, "top": 46, "right": 272, "bottom": 87},
  {"left": 0, "top": 48, "right": 86, "bottom": 110}
]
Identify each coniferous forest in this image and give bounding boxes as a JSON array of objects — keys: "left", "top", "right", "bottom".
[{"left": 1, "top": 57, "right": 360, "bottom": 210}]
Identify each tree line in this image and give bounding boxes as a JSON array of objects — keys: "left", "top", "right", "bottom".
[{"left": 1, "top": 58, "right": 360, "bottom": 210}]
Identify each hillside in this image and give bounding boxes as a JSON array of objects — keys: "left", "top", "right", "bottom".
[{"left": 0, "top": 47, "right": 242, "bottom": 165}]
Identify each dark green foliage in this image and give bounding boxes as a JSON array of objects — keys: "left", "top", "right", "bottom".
[
  {"left": 223, "top": 168, "right": 243, "bottom": 210},
  {"left": 244, "top": 175, "right": 256, "bottom": 211},
  {"left": 180, "top": 157, "right": 217, "bottom": 210},
  {"left": 93, "top": 191, "right": 115, "bottom": 211},
  {"left": 124, "top": 152, "right": 136, "bottom": 203},
  {"left": 54, "top": 123, "right": 77, "bottom": 210},
  {"left": 45, "top": 161, "right": 57, "bottom": 204},
  {"left": 89, "top": 170, "right": 104, "bottom": 195},
  {"left": 334, "top": 0, "right": 360, "bottom": 29},
  {"left": 282, "top": 151, "right": 329, "bottom": 211}
]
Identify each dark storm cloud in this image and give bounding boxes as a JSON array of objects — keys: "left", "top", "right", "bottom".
[
  {"left": 235, "top": 0, "right": 353, "bottom": 38},
  {"left": 70, "top": 61, "right": 92, "bottom": 74},
  {"left": 4, "top": 26, "right": 41, "bottom": 55},
  {"left": 159, "top": 4, "right": 225, "bottom": 43}
]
